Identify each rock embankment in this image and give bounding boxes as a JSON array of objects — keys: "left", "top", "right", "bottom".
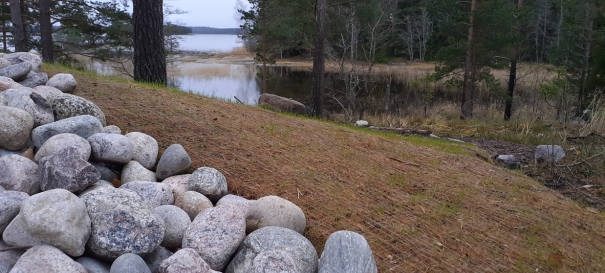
[{"left": 0, "top": 53, "right": 377, "bottom": 273}]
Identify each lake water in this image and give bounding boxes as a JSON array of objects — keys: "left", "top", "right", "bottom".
[{"left": 176, "top": 34, "right": 241, "bottom": 52}]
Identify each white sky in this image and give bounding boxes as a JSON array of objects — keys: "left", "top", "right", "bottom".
[{"left": 165, "top": 0, "right": 243, "bottom": 28}]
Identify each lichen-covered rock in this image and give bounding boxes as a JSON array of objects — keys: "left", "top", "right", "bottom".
[
  {"left": 156, "top": 144, "right": 191, "bottom": 180},
  {"left": 153, "top": 205, "right": 191, "bottom": 249},
  {"left": 0, "top": 88, "right": 53, "bottom": 127},
  {"left": 0, "top": 155, "right": 39, "bottom": 195},
  {"left": 33, "top": 85, "right": 63, "bottom": 99},
  {"left": 8, "top": 245, "right": 87, "bottom": 273},
  {"left": 38, "top": 147, "right": 100, "bottom": 192},
  {"left": 0, "top": 63, "right": 31, "bottom": 82},
  {"left": 46, "top": 73, "right": 77, "bottom": 93},
  {"left": 110, "top": 253, "right": 151, "bottom": 273},
  {"left": 161, "top": 174, "right": 190, "bottom": 199},
  {"left": 318, "top": 231, "right": 377, "bottom": 273},
  {"left": 247, "top": 195, "right": 306, "bottom": 234},
  {"left": 88, "top": 133, "right": 134, "bottom": 164},
  {"left": 174, "top": 191, "right": 213, "bottom": 221},
  {"left": 34, "top": 133, "right": 91, "bottom": 162},
  {"left": 120, "top": 181, "right": 173, "bottom": 208},
  {"left": 20, "top": 189, "right": 91, "bottom": 256},
  {"left": 31, "top": 115, "right": 103, "bottom": 148},
  {"left": 19, "top": 71, "right": 48, "bottom": 88},
  {"left": 76, "top": 257, "right": 111, "bottom": 273},
  {"left": 81, "top": 187, "right": 165, "bottom": 260},
  {"left": 226, "top": 226, "right": 318, "bottom": 273},
  {"left": 121, "top": 161, "right": 157, "bottom": 184},
  {"left": 188, "top": 167, "right": 228, "bottom": 203},
  {"left": 47, "top": 93, "right": 106, "bottom": 126},
  {"left": 0, "top": 191, "right": 29, "bottom": 234},
  {"left": 182, "top": 205, "right": 246, "bottom": 271},
  {"left": 125, "top": 132, "right": 158, "bottom": 170},
  {"left": 0, "top": 106, "right": 33, "bottom": 151},
  {"left": 158, "top": 248, "right": 215, "bottom": 273}
]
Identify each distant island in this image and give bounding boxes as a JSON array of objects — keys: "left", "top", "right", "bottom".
[{"left": 189, "top": 27, "right": 243, "bottom": 35}]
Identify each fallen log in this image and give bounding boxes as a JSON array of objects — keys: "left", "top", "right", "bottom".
[{"left": 368, "top": 126, "right": 432, "bottom": 136}]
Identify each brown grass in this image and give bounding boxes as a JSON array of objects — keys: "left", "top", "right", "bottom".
[{"left": 47, "top": 65, "right": 605, "bottom": 272}]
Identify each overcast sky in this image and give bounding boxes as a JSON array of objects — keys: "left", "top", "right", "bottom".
[{"left": 165, "top": 0, "right": 243, "bottom": 28}]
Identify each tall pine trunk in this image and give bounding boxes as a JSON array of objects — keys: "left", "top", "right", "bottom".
[
  {"left": 461, "top": 0, "right": 476, "bottom": 119},
  {"left": 311, "top": 0, "right": 326, "bottom": 117},
  {"left": 9, "top": 0, "right": 25, "bottom": 52},
  {"left": 133, "top": 0, "right": 167, "bottom": 85},
  {"left": 578, "top": 3, "right": 594, "bottom": 114},
  {"left": 505, "top": 0, "right": 523, "bottom": 121},
  {"left": 39, "top": 0, "right": 53, "bottom": 62}
]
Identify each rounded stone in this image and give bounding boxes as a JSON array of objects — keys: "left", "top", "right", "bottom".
[
  {"left": 2, "top": 213, "right": 42, "bottom": 248},
  {"left": 76, "top": 257, "right": 111, "bottom": 273},
  {"left": 19, "top": 71, "right": 48, "bottom": 88},
  {"left": 0, "top": 106, "right": 33, "bottom": 151},
  {"left": 38, "top": 147, "right": 101, "bottom": 192},
  {"left": 46, "top": 73, "right": 77, "bottom": 93},
  {"left": 216, "top": 195, "right": 253, "bottom": 219},
  {"left": 3, "top": 52, "right": 42, "bottom": 72},
  {"left": 153, "top": 205, "right": 191, "bottom": 249},
  {"left": 34, "top": 133, "right": 91, "bottom": 162},
  {"left": 120, "top": 181, "right": 174, "bottom": 208},
  {"left": 318, "top": 231, "right": 377, "bottom": 273},
  {"left": 174, "top": 191, "right": 213, "bottom": 221},
  {"left": 0, "top": 191, "right": 29, "bottom": 234},
  {"left": 156, "top": 144, "right": 191, "bottom": 180},
  {"left": 161, "top": 174, "right": 190, "bottom": 199},
  {"left": 0, "top": 76, "right": 21, "bottom": 92},
  {"left": 143, "top": 246, "right": 173, "bottom": 273},
  {"left": 182, "top": 205, "right": 246, "bottom": 271},
  {"left": 88, "top": 133, "right": 134, "bottom": 164},
  {"left": 226, "top": 226, "right": 318, "bottom": 273},
  {"left": 250, "top": 250, "right": 298, "bottom": 273},
  {"left": 122, "top": 161, "right": 157, "bottom": 184},
  {"left": 0, "top": 88, "right": 53, "bottom": 127},
  {"left": 47, "top": 93, "right": 106, "bottom": 126},
  {"left": 103, "top": 125, "right": 121, "bottom": 134},
  {"left": 158, "top": 248, "right": 214, "bottom": 273},
  {"left": 33, "top": 85, "right": 63, "bottom": 99},
  {"left": 91, "top": 162, "right": 119, "bottom": 182},
  {"left": 0, "top": 63, "right": 31, "bottom": 82},
  {"left": 31, "top": 115, "right": 103, "bottom": 148},
  {"left": 21, "top": 189, "right": 91, "bottom": 257},
  {"left": 535, "top": 145, "right": 565, "bottom": 163},
  {"left": 8, "top": 245, "right": 87, "bottom": 273},
  {"left": 125, "top": 132, "right": 158, "bottom": 170},
  {"left": 81, "top": 187, "right": 165, "bottom": 260},
  {"left": 110, "top": 253, "right": 151, "bottom": 273},
  {"left": 188, "top": 167, "right": 228, "bottom": 203},
  {"left": 247, "top": 195, "right": 306, "bottom": 234},
  {"left": 0, "top": 239, "right": 25, "bottom": 273},
  {"left": 78, "top": 180, "right": 115, "bottom": 197},
  {"left": 0, "top": 155, "right": 39, "bottom": 195}
]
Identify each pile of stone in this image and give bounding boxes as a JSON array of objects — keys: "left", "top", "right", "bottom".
[{"left": 0, "top": 53, "right": 377, "bottom": 273}]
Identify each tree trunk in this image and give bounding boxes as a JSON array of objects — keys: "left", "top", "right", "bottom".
[
  {"left": 2, "top": 2, "right": 6, "bottom": 52},
  {"left": 578, "top": 3, "right": 594, "bottom": 114},
  {"left": 9, "top": 0, "right": 24, "bottom": 52},
  {"left": 39, "top": 0, "right": 53, "bottom": 62},
  {"left": 505, "top": 0, "right": 523, "bottom": 121},
  {"left": 311, "top": 0, "right": 326, "bottom": 117},
  {"left": 461, "top": 0, "right": 476, "bottom": 119},
  {"left": 133, "top": 0, "right": 167, "bottom": 85}
]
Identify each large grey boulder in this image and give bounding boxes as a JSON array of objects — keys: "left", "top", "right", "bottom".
[
  {"left": 20, "top": 189, "right": 91, "bottom": 256},
  {"left": 125, "top": 132, "right": 158, "bottom": 170},
  {"left": 31, "top": 115, "right": 103, "bottom": 148},
  {"left": 88, "top": 133, "right": 134, "bottom": 164},
  {"left": 121, "top": 161, "right": 157, "bottom": 184},
  {"left": 119, "top": 181, "right": 173, "bottom": 208},
  {"left": 8, "top": 245, "right": 87, "bottom": 273},
  {"left": 81, "top": 187, "right": 165, "bottom": 260},
  {"left": 0, "top": 155, "right": 39, "bottom": 195},
  {"left": 0, "top": 239, "right": 25, "bottom": 273},
  {"left": 47, "top": 93, "right": 106, "bottom": 126},
  {"left": 156, "top": 144, "right": 191, "bottom": 180},
  {"left": 0, "top": 76, "right": 21, "bottom": 92},
  {"left": 34, "top": 133, "right": 91, "bottom": 162},
  {"left": 226, "top": 226, "right": 318, "bottom": 273},
  {"left": 110, "top": 253, "right": 151, "bottom": 273},
  {"left": 0, "top": 88, "right": 53, "bottom": 127},
  {"left": 182, "top": 205, "right": 246, "bottom": 271},
  {"left": 174, "top": 191, "right": 213, "bottom": 221},
  {"left": 91, "top": 162, "right": 119, "bottom": 182},
  {"left": 535, "top": 145, "right": 565, "bottom": 163},
  {"left": 158, "top": 248, "right": 215, "bottom": 273},
  {"left": 318, "top": 231, "right": 377, "bottom": 273},
  {"left": 0, "top": 63, "right": 31, "bottom": 82},
  {"left": 216, "top": 195, "right": 253, "bottom": 219},
  {"left": 33, "top": 85, "right": 63, "bottom": 99},
  {"left": 19, "top": 71, "right": 48, "bottom": 88},
  {"left": 46, "top": 73, "right": 77, "bottom": 93},
  {"left": 188, "top": 167, "right": 228, "bottom": 203},
  {"left": 153, "top": 205, "right": 191, "bottom": 249},
  {"left": 143, "top": 246, "right": 173, "bottom": 273},
  {"left": 2, "top": 214, "right": 43, "bottom": 248},
  {"left": 258, "top": 93, "right": 306, "bottom": 115},
  {"left": 161, "top": 174, "right": 190, "bottom": 199},
  {"left": 0, "top": 106, "right": 33, "bottom": 151},
  {"left": 247, "top": 195, "right": 306, "bottom": 234},
  {"left": 76, "top": 257, "right": 111, "bottom": 273},
  {"left": 3, "top": 52, "right": 42, "bottom": 72},
  {"left": 0, "top": 191, "right": 29, "bottom": 234},
  {"left": 38, "top": 147, "right": 101, "bottom": 192}
]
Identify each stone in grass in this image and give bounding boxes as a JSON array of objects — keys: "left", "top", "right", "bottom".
[
  {"left": 156, "top": 144, "right": 191, "bottom": 180},
  {"left": 188, "top": 167, "right": 228, "bottom": 203},
  {"left": 0, "top": 106, "right": 33, "bottom": 151},
  {"left": 0, "top": 191, "right": 29, "bottom": 234},
  {"left": 38, "top": 147, "right": 101, "bottom": 192},
  {"left": 110, "top": 253, "right": 151, "bottom": 273},
  {"left": 182, "top": 205, "right": 246, "bottom": 271},
  {"left": 76, "top": 257, "right": 111, "bottom": 273},
  {"left": 226, "top": 226, "right": 318, "bottom": 273},
  {"left": 34, "top": 133, "right": 91, "bottom": 162},
  {"left": 8, "top": 245, "right": 87, "bottom": 273},
  {"left": 535, "top": 145, "right": 565, "bottom": 163},
  {"left": 318, "top": 230, "right": 377, "bottom": 273},
  {"left": 88, "top": 133, "right": 134, "bottom": 164},
  {"left": 120, "top": 181, "right": 174, "bottom": 209},
  {"left": 20, "top": 189, "right": 91, "bottom": 257},
  {"left": 81, "top": 187, "right": 165, "bottom": 260},
  {"left": 158, "top": 248, "right": 215, "bottom": 273},
  {"left": 46, "top": 73, "right": 77, "bottom": 93},
  {"left": 174, "top": 191, "right": 213, "bottom": 221},
  {"left": 121, "top": 161, "right": 157, "bottom": 184},
  {"left": 32, "top": 115, "right": 103, "bottom": 148},
  {"left": 0, "top": 155, "right": 39, "bottom": 195},
  {"left": 143, "top": 246, "right": 173, "bottom": 273},
  {"left": 247, "top": 195, "right": 306, "bottom": 234},
  {"left": 153, "top": 205, "right": 191, "bottom": 249},
  {"left": 161, "top": 174, "right": 190, "bottom": 199},
  {"left": 125, "top": 132, "right": 159, "bottom": 170}
]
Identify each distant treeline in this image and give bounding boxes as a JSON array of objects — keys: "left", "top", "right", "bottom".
[
  {"left": 189, "top": 27, "right": 243, "bottom": 35},
  {"left": 165, "top": 23, "right": 192, "bottom": 35}
]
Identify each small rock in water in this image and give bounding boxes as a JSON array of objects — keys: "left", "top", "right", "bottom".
[
  {"left": 156, "top": 144, "right": 191, "bottom": 180},
  {"left": 188, "top": 167, "right": 228, "bottom": 203},
  {"left": 318, "top": 230, "right": 377, "bottom": 273},
  {"left": 88, "top": 133, "right": 134, "bottom": 164},
  {"left": 158, "top": 248, "right": 214, "bottom": 273},
  {"left": 8, "top": 245, "right": 87, "bottom": 273},
  {"left": 110, "top": 253, "right": 151, "bottom": 273}
]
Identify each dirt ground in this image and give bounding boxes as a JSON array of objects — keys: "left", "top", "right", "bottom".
[{"left": 48, "top": 65, "right": 605, "bottom": 272}]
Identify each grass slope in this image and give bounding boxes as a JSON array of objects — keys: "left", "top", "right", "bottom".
[{"left": 47, "top": 64, "right": 605, "bottom": 272}]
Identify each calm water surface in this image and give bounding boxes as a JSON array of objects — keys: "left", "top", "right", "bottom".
[{"left": 177, "top": 34, "right": 241, "bottom": 52}]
